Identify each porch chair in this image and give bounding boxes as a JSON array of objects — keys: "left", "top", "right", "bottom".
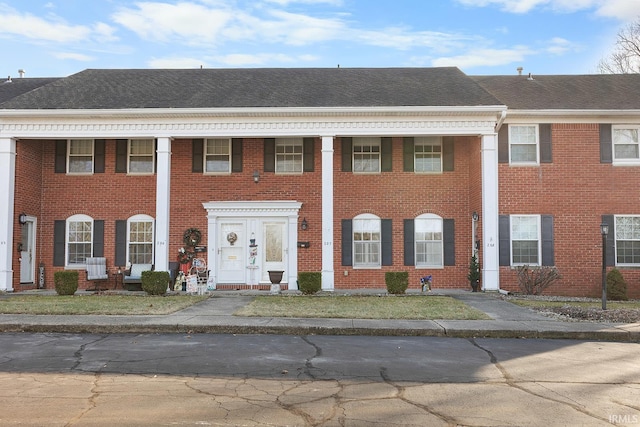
[{"left": 85, "top": 257, "right": 109, "bottom": 291}]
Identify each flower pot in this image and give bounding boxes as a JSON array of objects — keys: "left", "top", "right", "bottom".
[
  {"left": 471, "top": 280, "right": 479, "bottom": 292},
  {"left": 268, "top": 270, "right": 284, "bottom": 294}
]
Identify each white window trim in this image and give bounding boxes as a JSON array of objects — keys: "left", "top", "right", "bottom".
[
  {"left": 613, "top": 215, "right": 640, "bottom": 267},
  {"left": 127, "top": 139, "right": 155, "bottom": 175},
  {"left": 414, "top": 136, "right": 443, "bottom": 174},
  {"left": 204, "top": 138, "right": 232, "bottom": 174},
  {"left": 612, "top": 125, "right": 640, "bottom": 166},
  {"left": 353, "top": 137, "right": 381, "bottom": 174},
  {"left": 353, "top": 213, "right": 381, "bottom": 269},
  {"left": 66, "top": 214, "right": 93, "bottom": 268},
  {"left": 415, "top": 213, "right": 444, "bottom": 269},
  {"left": 510, "top": 214, "right": 541, "bottom": 266},
  {"left": 127, "top": 214, "right": 155, "bottom": 265},
  {"left": 67, "top": 139, "right": 94, "bottom": 175},
  {"left": 509, "top": 125, "right": 539, "bottom": 166},
  {"left": 275, "top": 137, "right": 304, "bottom": 174}
]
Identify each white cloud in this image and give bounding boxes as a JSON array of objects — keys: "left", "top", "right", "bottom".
[
  {"left": 596, "top": 0, "right": 640, "bottom": 21},
  {"left": 0, "top": 5, "right": 92, "bottom": 42},
  {"left": 545, "top": 37, "right": 582, "bottom": 55},
  {"left": 263, "top": 0, "right": 343, "bottom": 5},
  {"left": 211, "top": 52, "right": 318, "bottom": 66},
  {"left": 53, "top": 52, "right": 95, "bottom": 61},
  {"left": 455, "top": 0, "right": 640, "bottom": 19},
  {"left": 431, "top": 47, "right": 533, "bottom": 68},
  {"left": 147, "top": 57, "right": 207, "bottom": 69}
]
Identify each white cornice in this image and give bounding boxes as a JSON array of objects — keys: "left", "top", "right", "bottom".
[{"left": 504, "top": 109, "right": 640, "bottom": 123}]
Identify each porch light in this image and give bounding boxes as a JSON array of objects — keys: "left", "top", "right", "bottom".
[
  {"left": 600, "top": 223, "right": 608, "bottom": 310},
  {"left": 253, "top": 170, "right": 259, "bottom": 183},
  {"left": 301, "top": 218, "right": 308, "bottom": 230},
  {"left": 18, "top": 213, "right": 27, "bottom": 225},
  {"left": 472, "top": 211, "right": 479, "bottom": 221}
]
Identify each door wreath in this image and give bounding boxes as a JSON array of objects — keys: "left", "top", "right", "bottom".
[{"left": 183, "top": 228, "right": 202, "bottom": 247}]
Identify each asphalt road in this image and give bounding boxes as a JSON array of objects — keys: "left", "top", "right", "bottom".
[{"left": 0, "top": 333, "right": 639, "bottom": 426}]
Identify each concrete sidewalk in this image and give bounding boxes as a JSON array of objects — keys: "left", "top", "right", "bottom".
[{"left": 1, "top": 289, "right": 639, "bottom": 342}]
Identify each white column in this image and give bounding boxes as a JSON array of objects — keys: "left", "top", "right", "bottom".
[
  {"left": 321, "top": 136, "right": 335, "bottom": 290},
  {"left": 0, "top": 138, "right": 16, "bottom": 291},
  {"left": 155, "top": 137, "right": 171, "bottom": 272},
  {"left": 481, "top": 133, "right": 499, "bottom": 291},
  {"left": 287, "top": 214, "right": 299, "bottom": 289}
]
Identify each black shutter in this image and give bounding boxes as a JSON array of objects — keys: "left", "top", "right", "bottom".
[
  {"left": 498, "top": 125, "right": 509, "bottom": 163},
  {"left": 541, "top": 215, "right": 554, "bottom": 266},
  {"left": 115, "top": 139, "right": 128, "bottom": 173},
  {"left": 341, "top": 137, "right": 352, "bottom": 172},
  {"left": 94, "top": 139, "right": 105, "bottom": 173},
  {"left": 115, "top": 220, "right": 127, "bottom": 266},
  {"left": 154, "top": 139, "right": 158, "bottom": 173},
  {"left": 600, "top": 124, "right": 612, "bottom": 164},
  {"left": 192, "top": 139, "right": 203, "bottom": 173},
  {"left": 499, "top": 215, "right": 511, "bottom": 266},
  {"left": 443, "top": 219, "right": 455, "bottom": 266},
  {"left": 303, "top": 137, "right": 315, "bottom": 172},
  {"left": 93, "top": 220, "right": 104, "bottom": 257},
  {"left": 381, "top": 138, "right": 392, "bottom": 172},
  {"left": 232, "top": 138, "right": 243, "bottom": 172},
  {"left": 264, "top": 138, "right": 275, "bottom": 172},
  {"left": 404, "top": 219, "right": 415, "bottom": 266},
  {"left": 55, "top": 140, "right": 67, "bottom": 173},
  {"left": 539, "top": 124, "right": 552, "bottom": 163},
  {"left": 602, "top": 215, "right": 615, "bottom": 266},
  {"left": 53, "top": 220, "right": 66, "bottom": 266},
  {"left": 341, "top": 219, "right": 352, "bottom": 266},
  {"left": 403, "top": 137, "right": 414, "bottom": 172},
  {"left": 381, "top": 219, "right": 392, "bottom": 266},
  {"left": 443, "top": 136, "right": 454, "bottom": 171}
]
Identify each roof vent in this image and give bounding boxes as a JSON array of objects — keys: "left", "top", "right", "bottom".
[
  {"left": 5, "top": 76, "right": 11, "bottom": 83},
  {"left": 527, "top": 72, "right": 534, "bottom": 81},
  {"left": 517, "top": 67, "right": 523, "bottom": 75},
  {"left": 18, "top": 69, "right": 25, "bottom": 78}
]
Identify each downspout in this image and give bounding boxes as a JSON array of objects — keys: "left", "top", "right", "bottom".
[{"left": 495, "top": 109, "right": 507, "bottom": 132}]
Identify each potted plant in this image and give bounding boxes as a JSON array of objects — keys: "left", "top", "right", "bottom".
[{"left": 467, "top": 253, "right": 481, "bottom": 292}]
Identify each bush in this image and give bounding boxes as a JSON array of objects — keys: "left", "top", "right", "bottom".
[
  {"left": 606, "top": 268, "right": 628, "bottom": 301},
  {"left": 385, "top": 271, "right": 409, "bottom": 295},
  {"left": 141, "top": 271, "right": 170, "bottom": 296},
  {"left": 516, "top": 265, "right": 561, "bottom": 295},
  {"left": 54, "top": 271, "right": 78, "bottom": 295},
  {"left": 298, "top": 272, "right": 321, "bottom": 295}
]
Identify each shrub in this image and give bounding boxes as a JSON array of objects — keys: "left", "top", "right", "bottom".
[
  {"left": 516, "top": 265, "right": 561, "bottom": 295},
  {"left": 141, "top": 271, "right": 170, "bottom": 296},
  {"left": 54, "top": 271, "right": 78, "bottom": 295},
  {"left": 385, "top": 271, "right": 409, "bottom": 295},
  {"left": 298, "top": 272, "right": 321, "bottom": 295},
  {"left": 606, "top": 268, "right": 628, "bottom": 301}
]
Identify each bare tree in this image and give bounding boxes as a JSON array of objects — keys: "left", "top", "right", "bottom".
[{"left": 598, "top": 19, "right": 640, "bottom": 74}]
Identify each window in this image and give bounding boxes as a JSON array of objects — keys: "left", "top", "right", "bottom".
[
  {"left": 66, "top": 214, "right": 93, "bottom": 266},
  {"left": 415, "top": 214, "right": 443, "bottom": 267},
  {"left": 205, "top": 139, "right": 231, "bottom": 173},
  {"left": 275, "top": 138, "right": 303, "bottom": 173},
  {"left": 511, "top": 215, "right": 540, "bottom": 265},
  {"left": 128, "top": 139, "right": 154, "bottom": 173},
  {"left": 615, "top": 216, "right": 640, "bottom": 265},
  {"left": 353, "top": 214, "right": 381, "bottom": 268},
  {"left": 128, "top": 215, "right": 154, "bottom": 264},
  {"left": 353, "top": 137, "right": 380, "bottom": 173},
  {"left": 68, "top": 139, "right": 94, "bottom": 173},
  {"left": 414, "top": 137, "right": 442, "bottom": 173},
  {"left": 613, "top": 126, "right": 640, "bottom": 162},
  {"left": 509, "top": 125, "right": 538, "bottom": 164}
]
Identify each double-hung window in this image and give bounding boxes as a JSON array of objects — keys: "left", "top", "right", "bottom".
[
  {"left": 615, "top": 216, "right": 640, "bottom": 265},
  {"left": 275, "top": 138, "right": 303, "bottom": 173},
  {"left": 612, "top": 126, "right": 640, "bottom": 163},
  {"left": 128, "top": 215, "right": 154, "bottom": 264},
  {"left": 414, "top": 137, "right": 442, "bottom": 173},
  {"left": 353, "top": 214, "right": 381, "bottom": 268},
  {"left": 66, "top": 214, "right": 93, "bottom": 266},
  {"left": 68, "top": 139, "right": 94, "bottom": 173},
  {"left": 353, "top": 137, "right": 380, "bottom": 173},
  {"left": 128, "top": 139, "right": 154, "bottom": 174},
  {"left": 205, "top": 139, "right": 231, "bottom": 173},
  {"left": 509, "top": 125, "right": 538, "bottom": 164},
  {"left": 511, "top": 215, "right": 540, "bottom": 265},
  {"left": 415, "top": 214, "right": 443, "bottom": 267}
]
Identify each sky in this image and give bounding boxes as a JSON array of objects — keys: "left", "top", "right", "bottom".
[{"left": 2, "top": 0, "right": 640, "bottom": 78}]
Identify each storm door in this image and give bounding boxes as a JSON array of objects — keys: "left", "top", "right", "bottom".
[
  {"left": 217, "top": 221, "right": 246, "bottom": 283},
  {"left": 262, "top": 221, "right": 287, "bottom": 282}
]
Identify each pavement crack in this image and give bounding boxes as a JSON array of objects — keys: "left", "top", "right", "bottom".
[{"left": 300, "top": 335, "right": 322, "bottom": 379}]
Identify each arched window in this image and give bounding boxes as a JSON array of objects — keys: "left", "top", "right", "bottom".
[
  {"left": 127, "top": 214, "right": 154, "bottom": 264},
  {"left": 66, "top": 214, "right": 93, "bottom": 266},
  {"left": 353, "top": 213, "right": 381, "bottom": 268},
  {"left": 415, "top": 213, "right": 443, "bottom": 268}
]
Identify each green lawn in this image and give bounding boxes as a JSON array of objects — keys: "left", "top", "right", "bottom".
[
  {"left": 0, "top": 294, "right": 209, "bottom": 315},
  {"left": 234, "top": 295, "right": 491, "bottom": 320}
]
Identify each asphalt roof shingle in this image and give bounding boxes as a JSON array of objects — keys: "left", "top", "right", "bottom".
[{"left": 0, "top": 77, "right": 59, "bottom": 104}]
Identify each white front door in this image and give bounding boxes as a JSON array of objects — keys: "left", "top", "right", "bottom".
[
  {"left": 262, "top": 221, "right": 287, "bottom": 283},
  {"left": 217, "top": 221, "right": 246, "bottom": 283},
  {"left": 19, "top": 217, "right": 36, "bottom": 284}
]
